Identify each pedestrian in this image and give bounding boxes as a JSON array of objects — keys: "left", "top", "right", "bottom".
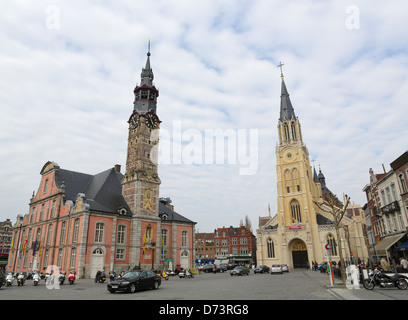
[
  {"left": 311, "top": 261, "right": 314, "bottom": 271},
  {"left": 380, "top": 257, "right": 390, "bottom": 271},
  {"left": 400, "top": 257, "right": 408, "bottom": 270},
  {"left": 314, "top": 261, "right": 318, "bottom": 271}
]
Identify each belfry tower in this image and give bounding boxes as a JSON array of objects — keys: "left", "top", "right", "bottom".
[
  {"left": 122, "top": 43, "right": 162, "bottom": 268},
  {"left": 122, "top": 42, "right": 161, "bottom": 218}
]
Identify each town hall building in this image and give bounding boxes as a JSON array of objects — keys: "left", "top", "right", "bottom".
[
  {"left": 256, "top": 70, "right": 368, "bottom": 269},
  {"left": 8, "top": 46, "right": 196, "bottom": 278}
]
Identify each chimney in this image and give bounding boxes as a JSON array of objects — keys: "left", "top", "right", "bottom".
[
  {"left": 382, "top": 164, "right": 386, "bottom": 173},
  {"left": 114, "top": 164, "right": 121, "bottom": 173}
]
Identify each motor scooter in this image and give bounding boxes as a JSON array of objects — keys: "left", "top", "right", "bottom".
[
  {"left": 68, "top": 272, "right": 76, "bottom": 285},
  {"left": 157, "top": 270, "right": 169, "bottom": 280},
  {"left": 58, "top": 272, "right": 65, "bottom": 285},
  {"left": 33, "top": 273, "right": 40, "bottom": 286},
  {"left": 17, "top": 273, "right": 25, "bottom": 286},
  {"left": 178, "top": 269, "right": 194, "bottom": 279},
  {"left": 6, "top": 273, "right": 14, "bottom": 287}
]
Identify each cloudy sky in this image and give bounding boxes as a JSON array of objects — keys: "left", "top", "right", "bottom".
[{"left": 1, "top": 1, "right": 407, "bottom": 233}]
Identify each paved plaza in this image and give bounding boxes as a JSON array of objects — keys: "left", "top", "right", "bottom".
[{"left": 2, "top": 269, "right": 408, "bottom": 301}]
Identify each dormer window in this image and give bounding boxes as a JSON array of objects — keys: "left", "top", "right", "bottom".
[{"left": 161, "top": 213, "right": 168, "bottom": 221}]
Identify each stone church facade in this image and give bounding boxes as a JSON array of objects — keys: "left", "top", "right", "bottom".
[{"left": 256, "top": 73, "right": 368, "bottom": 269}]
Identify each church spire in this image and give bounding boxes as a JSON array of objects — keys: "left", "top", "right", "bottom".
[
  {"left": 279, "top": 78, "right": 296, "bottom": 122},
  {"left": 140, "top": 39, "right": 154, "bottom": 86},
  {"left": 133, "top": 40, "right": 159, "bottom": 115},
  {"left": 277, "top": 62, "right": 296, "bottom": 122}
]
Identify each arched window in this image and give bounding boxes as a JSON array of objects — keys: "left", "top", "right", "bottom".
[
  {"left": 327, "top": 234, "right": 337, "bottom": 256},
  {"left": 290, "top": 200, "right": 302, "bottom": 224},
  {"left": 284, "top": 123, "right": 290, "bottom": 141},
  {"left": 267, "top": 238, "right": 275, "bottom": 258},
  {"left": 291, "top": 122, "right": 297, "bottom": 140},
  {"left": 292, "top": 168, "right": 301, "bottom": 192},
  {"left": 285, "top": 169, "right": 292, "bottom": 193}
]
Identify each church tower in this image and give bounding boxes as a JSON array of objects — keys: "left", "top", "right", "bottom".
[
  {"left": 276, "top": 72, "right": 319, "bottom": 229},
  {"left": 122, "top": 42, "right": 161, "bottom": 217},
  {"left": 274, "top": 67, "right": 324, "bottom": 267}
]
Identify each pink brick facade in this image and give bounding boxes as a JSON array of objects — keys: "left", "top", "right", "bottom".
[{"left": 8, "top": 48, "right": 196, "bottom": 278}]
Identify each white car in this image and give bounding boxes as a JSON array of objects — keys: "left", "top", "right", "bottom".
[{"left": 271, "top": 264, "right": 283, "bottom": 274}]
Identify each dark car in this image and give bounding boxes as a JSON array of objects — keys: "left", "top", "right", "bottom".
[
  {"left": 107, "top": 270, "right": 161, "bottom": 293},
  {"left": 202, "top": 264, "right": 224, "bottom": 273},
  {"left": 0, "top": 270, "right": 5, "bottom": 288},
  {"left": 254, "top": 265, "right": 270, "bottom": 274},
  {"left": 230, "top": 266, "right": 250, "bottom": 276}
]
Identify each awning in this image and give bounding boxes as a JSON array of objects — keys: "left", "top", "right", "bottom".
[
  {"left": 395, "top": 241, "right": 408, "bottom": 251},
  {"left": 374, "top": 233, "right": 406, "bottom": 256}
]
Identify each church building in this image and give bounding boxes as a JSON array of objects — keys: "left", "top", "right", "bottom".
[
  {"left": 256, "top": 70, "right": 368, "bottom": 269},
  {"left": 8, "top": 46, "right": 196, "bottom": 277}
]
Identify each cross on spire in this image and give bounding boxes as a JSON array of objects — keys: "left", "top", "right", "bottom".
[{"left": 277, "top": 61, "right": 285, "bottom": 79}]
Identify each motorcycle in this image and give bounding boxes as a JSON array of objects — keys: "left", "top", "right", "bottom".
[
  {"left": 178, "top": 269, "right": 194, "bottom": 279},
  {"left": 58, "top": 272, "right": 65, "bottom": 285},
  {"left": 157, "top": 270, "right": 169, "bottom": 280},
  {"left": 17, "top": 273, "right": 25, "bottom": 286},
  {"left": 33, "top": 273, "right": 40, "bottom": 286},
  {"left": 6, "top": 273, "right": 14, "bottom": 287},
  {"left": 95, "top": 271, "right": 106, "bottom": 283},
  {"left": 68, "top": 272, "right": 76, "bottom": 285},
  {"left": 363, "top": 268, "right": 408, "bottom": 290}
]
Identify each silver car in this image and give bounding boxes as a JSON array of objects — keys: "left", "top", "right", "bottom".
[{"left": 271, "top": 264, "right": 283, "bottom": 274}]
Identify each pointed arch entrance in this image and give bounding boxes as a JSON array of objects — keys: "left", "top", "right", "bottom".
[{"left": 290, "top": 239, "right": 308, "bottom": 268}]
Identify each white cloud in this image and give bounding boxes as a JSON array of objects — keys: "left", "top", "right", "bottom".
[{"left": 1, "top": 1, "right": 408, "bottom": 233}]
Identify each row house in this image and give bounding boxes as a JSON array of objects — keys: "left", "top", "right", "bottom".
[
  {"left": 0, "top": 219, "right": 13, "bottom": 271},
  {"left": 214, "top": 226, "right": 256, "bottom": 266},
  {"left": 194, "top": 232, "right": 215, "bottom": 265},
  {"left": 363, "top": 151, "right": 408, "bottom": 264}
]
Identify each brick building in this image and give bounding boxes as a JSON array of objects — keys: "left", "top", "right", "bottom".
[
  {"left": 363, "top": 151, "right": 408, "bottom": 264},
  {"left": 194, "top": 232, "right": 215, "bottom": 265},
  {"left": 8, "top": 46, "right": 196, "bottom": 277},
  {"left": 214, "top": 226, "right": 256, "bottom": 266},
  {"left": 0, "top": 219, "right": 13, "bottom": 271}
]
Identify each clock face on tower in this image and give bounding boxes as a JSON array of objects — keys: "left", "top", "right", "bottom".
[
  {"left": 145, "top": 113, "right": 158, "bottom": 129},
  {"left": 130, "top": 114, "right": 139, "bottom": 129}
]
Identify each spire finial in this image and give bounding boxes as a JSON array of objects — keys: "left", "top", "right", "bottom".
[
  {"left": 147, "top": 38, "right": 152, "bottom": 56},
  {"left": 277, "top": 61, "right": 285, "bottom": 79}
]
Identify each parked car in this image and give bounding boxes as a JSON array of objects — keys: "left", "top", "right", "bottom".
[
  {"left": 254, "top": 265, "right": 270, "bottom": 274},
  {"left": 281, "top": 264, "right": 289, "bottom": 273},
  {"left": 107, "top": 270, "right": 161, "bottom": 293},
  {"left": 219, "top": 263, "right": 228, "bottom": 272},
  {"left": 202, "top": 264, "right": 224, "bottom": 273},
  {"left": 230, "top": 266, "right": 250, "bottom": 276},
  {"left": 0, "top": 270, "right": 5, "bottom": 288},
  {"left": 271, "top": 264, "right": 283, "bottom": 274}
]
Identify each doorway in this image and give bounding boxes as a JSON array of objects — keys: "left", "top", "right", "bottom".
[
  {"left": 90, "top": 248, "right": 104, "bottom": 277},
  {"left": 290, "top": 239, "right": 308, "bottom": 268}
]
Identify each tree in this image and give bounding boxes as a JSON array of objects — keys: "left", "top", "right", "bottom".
[
  {"left": 240, "top": 215, "right": 252, "bottom": 232},
  {"left": 314, "top": 193, "right": 351, "bottom": 284}
]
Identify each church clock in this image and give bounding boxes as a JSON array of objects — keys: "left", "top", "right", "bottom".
[{"left": 145, "top": 113, "right": 159, "bottom": 129}]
